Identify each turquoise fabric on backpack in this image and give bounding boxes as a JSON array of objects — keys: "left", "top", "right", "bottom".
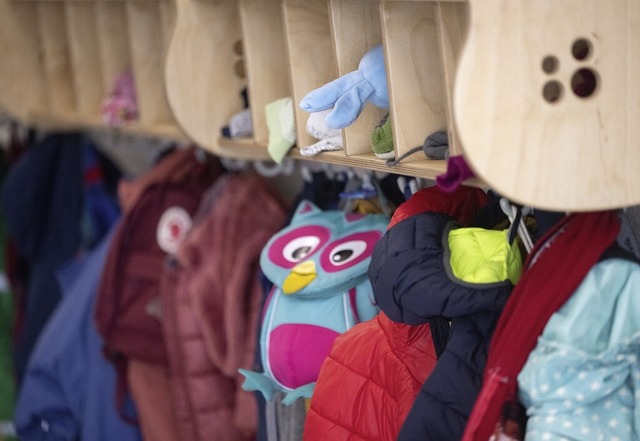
[{"left": 239, "top": 201, "right": 388, "bottom": 405}]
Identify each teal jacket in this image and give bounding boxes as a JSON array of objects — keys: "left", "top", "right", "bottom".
[{"left": 519, "top": 256, "right": 640, "bottom": 441}]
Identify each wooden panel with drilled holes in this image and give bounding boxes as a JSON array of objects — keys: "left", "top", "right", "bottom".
[{"left": 455, "top": 0, "right": 640, "bottom": 210}]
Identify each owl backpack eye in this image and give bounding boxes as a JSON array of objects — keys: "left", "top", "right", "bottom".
[
  {"left": 266, "top": 225, "right": 331, "bottom": 269},
  {"left": 320, "top": 231, "right": 382, "bottom": 273},
  {"left": 283, "top": 236, "right": 322, "bottom": 263},
  {"left": 329, "top": 241, "right": 366, "bottom": 266}
]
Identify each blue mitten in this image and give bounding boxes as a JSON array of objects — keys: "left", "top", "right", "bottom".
[{"left": 299, "top": 44, "right": 388, "bottom": 129}]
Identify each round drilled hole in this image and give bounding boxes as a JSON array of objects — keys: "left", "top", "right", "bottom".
[
  {"left": 542, "top": 56, "right": 559, "bottom": 74},
  {"left": 233, "top": 39, "right": 244, "bottom": 56},
  {"left": 572, "top": 38, "right": 592, "bottom": 61},
  {"left": 571, "top": 68, "right": 598, "bottom": 98},
  {"left": 234, "top": 59, "right": 246, "bottom": 79},
  {"left": 543, "top": 80, "right": 563, "bottom": 103}
]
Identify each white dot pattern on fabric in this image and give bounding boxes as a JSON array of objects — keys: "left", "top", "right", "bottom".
[{"left": 517, "top": 259, "right": 640, "bottom": 441}]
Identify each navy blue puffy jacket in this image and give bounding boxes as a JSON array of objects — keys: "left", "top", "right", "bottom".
[{"left": 368, "top": 212, "right": 515, "bottom": 441}]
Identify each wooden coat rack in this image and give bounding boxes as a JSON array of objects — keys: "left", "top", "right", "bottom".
[{"left": 1, "top": 0, "right": 638, "bottom": 211}]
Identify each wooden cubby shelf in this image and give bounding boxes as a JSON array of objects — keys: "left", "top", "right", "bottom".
[
  {"left": 0, "top": 0, "right": 465, "bottom": 180},
  {"left": 3, "top": 0, "right": 637, "bottom": 211},
  {"left": 0, "top": 0, "right": 182, "bottom": 140},
  {"left": 165, "top": 0, "right": 463, "bottom": 179}
]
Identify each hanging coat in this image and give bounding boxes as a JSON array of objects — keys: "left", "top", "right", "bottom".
[
  {"left": 162, "top": 173, "right": 288, "bottom": 441},
  {"left": 1, "top": 133, "right": 86, "bottom": 385},
  {"left": 14, "top": 225, "right": 142, "bottom": 441},
  {"left": 518, "top": 255, "right": 640, "bottom": 441},
  {"left": 303, "top": 311, "right": 441, "bottom": 441},
  {"left": 369, "top": 211, "right": 522, "bottom": 441},
  {"left": 93, "top": 146, "right": 219, "bottom": 441},
  {"left": 461, "top": 211, "right": 621, "bottom": 441}
]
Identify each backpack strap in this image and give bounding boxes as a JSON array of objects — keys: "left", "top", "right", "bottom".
[{"left": 347, "top": 287, "right": 360, "bottom": 324}]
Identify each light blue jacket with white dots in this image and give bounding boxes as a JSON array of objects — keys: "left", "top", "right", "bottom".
[{"left": 518, "top": 257, "right": 640, "bottom": 441}]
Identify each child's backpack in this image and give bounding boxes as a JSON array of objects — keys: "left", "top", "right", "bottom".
[
  {"left": 94, "top": 147, "right": 219, "bottom": 411},
  {"left": 239, "top": 201, "right": 389, "bottom": 404}
]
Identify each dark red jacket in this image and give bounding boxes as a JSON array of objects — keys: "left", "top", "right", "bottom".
[{"left": 162, "top": 173, "right": 287, "bottom": 441}]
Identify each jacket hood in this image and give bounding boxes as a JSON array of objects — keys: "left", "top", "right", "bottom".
[
  {"left": 368, "top": 211, "right": 520, "bottom": 325},
  {"left": 388, "top": 185, "right": 487, "bottom": 229}
]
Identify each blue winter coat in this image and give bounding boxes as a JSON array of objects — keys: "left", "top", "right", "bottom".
[
  {"left": 14, "top": 224, "right": 142, "bottom": 441},
  {"left": 2, "top": 134, "right": 120, "bottom": 387},
  {"left": 368, "top": 212, "right": 521, "bottom": 441},
  {"left": 1, "top": 133, "right": 85, "bottom": 385}
]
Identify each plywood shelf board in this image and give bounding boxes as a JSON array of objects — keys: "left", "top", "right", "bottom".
[
  {"left": 29, "top": 109, "right": 187, "bottom": 140},
  {"left": 126, "top": 1, "right": 173, "bottom": 124},
  {"left": 381, "top": 0, "right": 467, "bottom": 2},
  {"left": 283, "top": 0, "right": 337, "bottom": 149},
  {"left": 165, "top": 0, "right": 245, "bottom": 155},
  {"left": 329, "top": 0, "right": 386, "bottom": 156},
  {"left": 240, "top": 0, "right": 292, "bottom": 146},
  {"left": 12, "top": 0, "right": 166, "bottom": 2},
  {"left": 217, "top": 136, "right": 271, "bottom": 160},
  {"left": 454, "top": 0, "right": 640, "bottom": 211},
  {"left": 0, "top": 0, "right": 47, "bottom": 120},
  {"left": 66, "top": 2, "right": 105, "bottom": 116},
  {"left": 289, "top": 148, "right": 448, "bottom": 180},
  {"left": 37, "top": 1, "right": 76, "bottom": 114},
  {"left": 435, "top": 1, "right": 467, "bottom": 156},
  {"left": 382, "top": 1, "right": 447, "bottom": 162},
  {"left": 96, "top": 1, "right": 132, "bottom": 90},
  {"left": 159, "top": 0, "right": 176, "bottom": 54}
]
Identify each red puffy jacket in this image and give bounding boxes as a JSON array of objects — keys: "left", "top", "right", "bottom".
[{"left": 304, "top": 312, "right": 439, "bottom": 441}]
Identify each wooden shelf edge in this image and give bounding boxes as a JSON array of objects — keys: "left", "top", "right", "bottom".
[
  {"left": 27, "top": 111, "right": 188, "bottom": 141},
  {"left": 215, "top": 137, "right": 271, "bottom": 160},
  {"left": 11, "top": 0, "right": 164, "bottom": 3},
  {"left": 381, "top": 0, "right": 467, "bottom": 2},
  {"left": 288, "top": 149, "right": 486, "bottom": 189},
  {"left": 288, "top": 149, "right": 445, "bottom": 180}
]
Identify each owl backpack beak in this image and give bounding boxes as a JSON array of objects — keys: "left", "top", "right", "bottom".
[{"left": 282, "top": 260, "right": 317, "bottom": 294}]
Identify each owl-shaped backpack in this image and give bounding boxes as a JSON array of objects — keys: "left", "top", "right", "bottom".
[{"left": 239, "top": 200, "right": 388, "bottom": 404}]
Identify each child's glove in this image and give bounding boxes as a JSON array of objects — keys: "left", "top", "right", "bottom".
[{"left": 299, "top": 44, "right": 388, "bottom": 129}]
